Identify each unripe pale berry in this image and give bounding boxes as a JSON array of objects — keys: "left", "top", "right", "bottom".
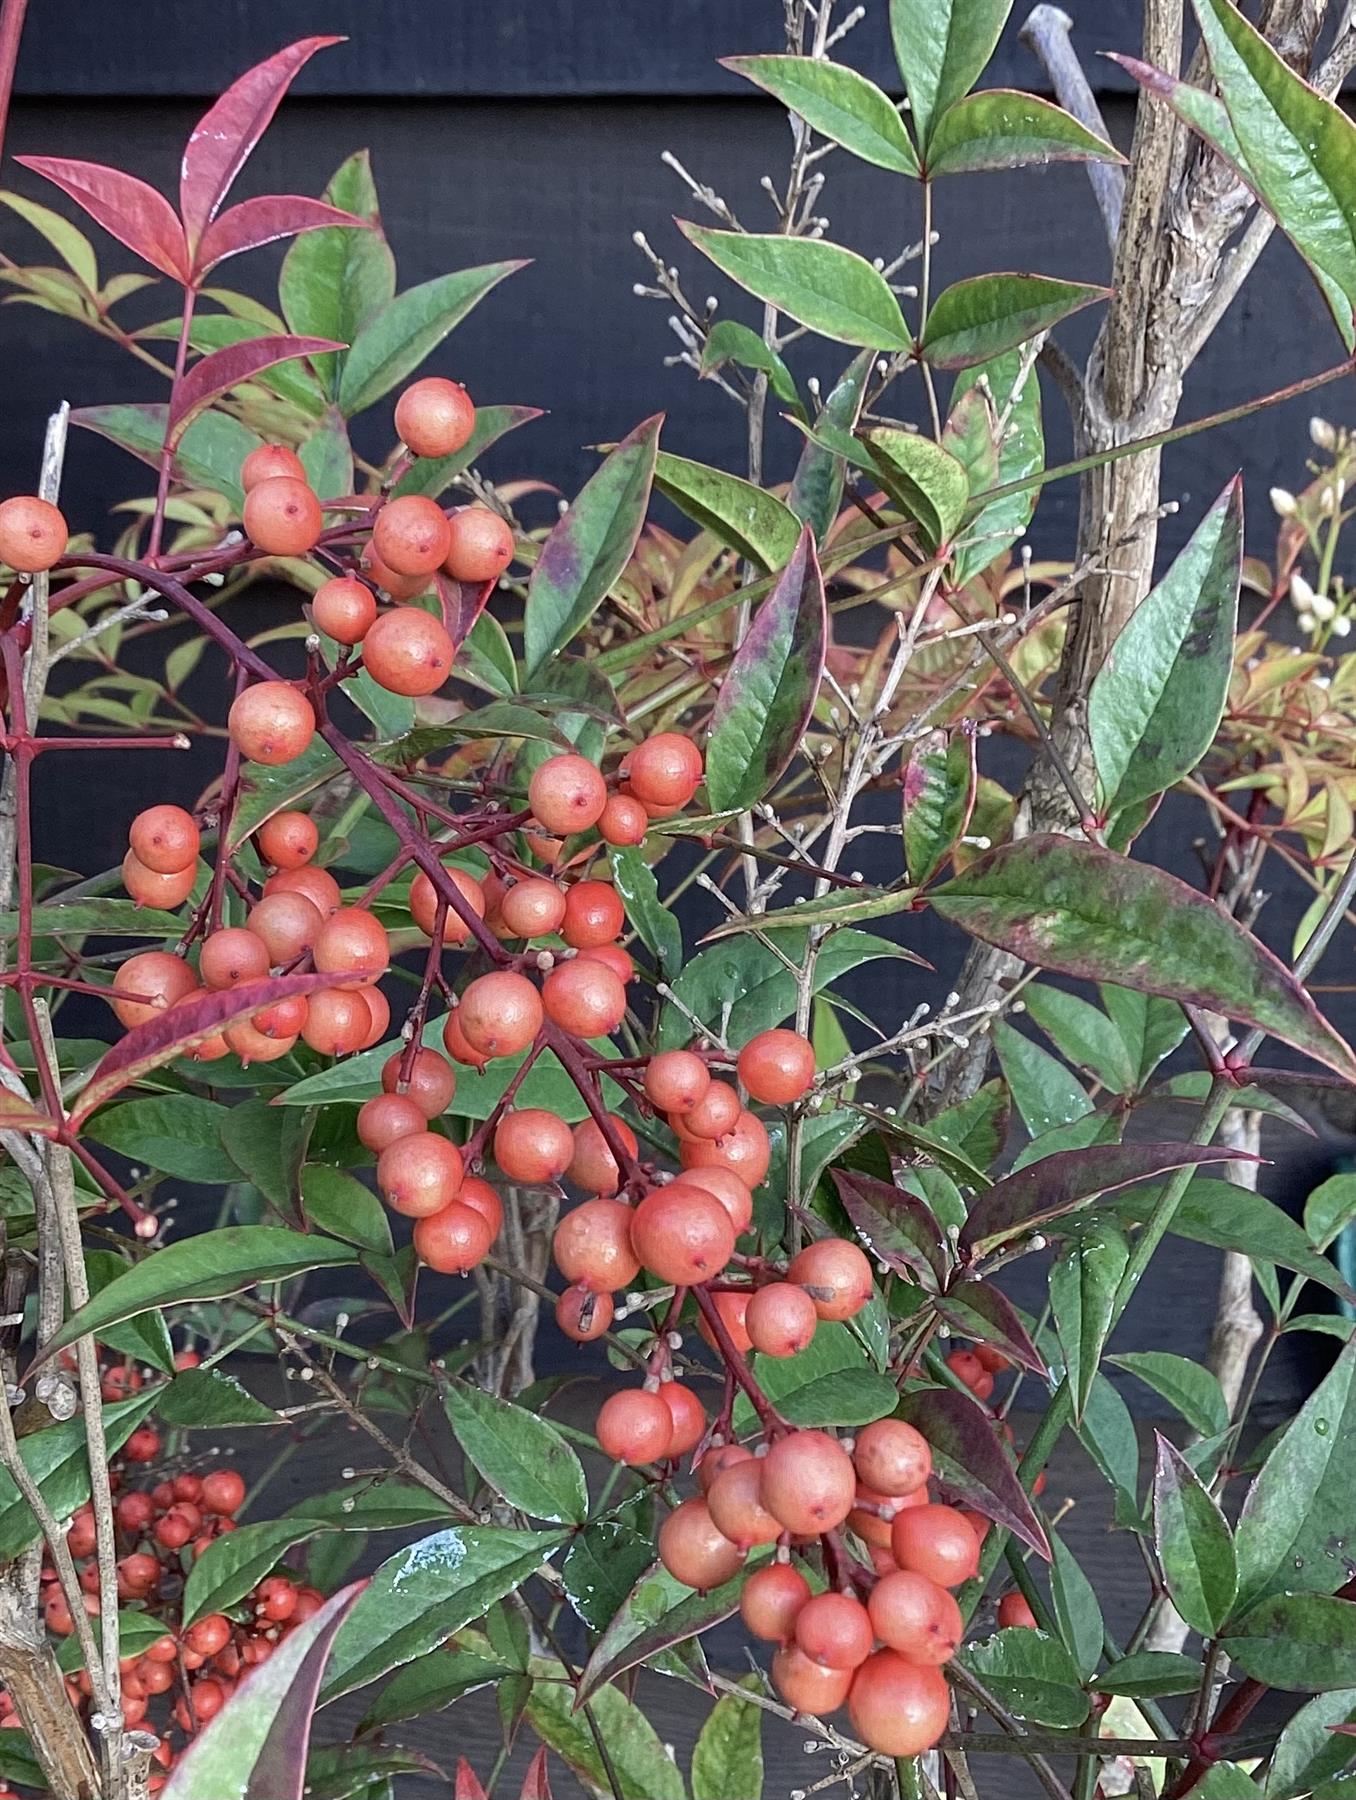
[
  {"left": 738, "top": 1027, "right": 816, "bottom": 1105},
  {"left": 256, "top": 810, "right": 318, "bottom": 870},
  {"left": 759, "top": 1431, "right": 856, "bottom": 1536},
  {"left": 311, "top": 576, "right": 377, "bottom": 646},
  {"left": 228, "top": 682, "right": 315, "bottom": 765},
  {"left": 243, "top": 475, "right": 322, "bottom": 556},
  {"left": 657, "top": 1497, "right": 744, "bottom": 1590},
  {"left": 644, "top": 1049, "right": 710, "bottom": 1115},
  {"left": 561, "top": 880, "right": 625, "bottom": 950},
  {"left": 129, "top": 805, "right": 199, "bottom": 874},
  {"left": 361, "top": 606, "right": 454, "bottom": 697},
  {"left": 597, "top": 1389, "right": 672, "bottom": 1466},
  {"left": 542, "top": 957, "right": 627, "bottom": 1037},
  {"left": 378, "top": 1131, "right": 465, "bottom": 1217},
  {"left": 528, "top": 754, "right": 608, "bottom": 836},
  {"left": 372, "top": 495, "right": 453, "bottom": 577},
  {"left": 890, "top": 1504, "right": 980, "bottom": 1589},
  {"left": 787, "top": 1237, "right": 873, "bottom": 1322},
  {"left": 494, "top": 1108, "right": 574, "bottom": 1184},
  {"left": 0, "top": 495, "right": 67, "bottom": 572},
  {"left": 381, "top": 1047, "right": 456, "bottom": 1118},
  {"left": 552, "top": 1197, "right": 640, "bottom": 1292},
  {"left": 395, "top": 377, "right": 476, "bottom": 459},
  {"left": 443, "top": 506, "right": 515, "bottom": 582},
  {"left": 457, "top": 972, "right": 543, "bottom": 1059},
  {"left": 630, "top": 1185, "right": 735, "bottom": 1285},
  {"left": 414, "top": 1201, "right": 492, "bottom": 1273},
  {"left": 241, "top": 445, "right": 304, "bottom": 490},
  {"left": 742, "top": 1563, "right": 811, "bottom": 1643}
]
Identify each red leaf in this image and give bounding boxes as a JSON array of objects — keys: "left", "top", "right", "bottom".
[
  {"left": 168, "top": 335, "right": 343, "bottom": 438},
  {"left": 455, "top": 1762, "right": 489, "bottom": 1800},
  {"left": 180, "top": 36, "right": 342, "bottom": 249},
  {"left": 435, "top": 572, "right": 497, "bottom": 651},
  {"left": 70, "top": 972, "right": 352, "bottom": 1124},
  {"left": 195, "top": 195, "right": 368, "bottom": 276},
  {"left": 519, "top": 1749, "right": 553, "bottom": 1800},
  {"left": 15, "top": 157, "right": 188, "bottom": 282}
]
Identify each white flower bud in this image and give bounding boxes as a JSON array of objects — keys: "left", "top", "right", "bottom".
[
  {"left": 1291, "top": 571, "right": 1317, "bottom": 614},
  {"left": 1311, "top": 592, "right": 1338, "bottom": 621},
  {"left": 1333, "top": 614, "right": 1352, "bottom": 636},
  {"left": 1311, "top": 415, "right": 1338, "bottom": 450},
  {"left": 1270, "top": 486, "right": 1297, "bottom": 518}
]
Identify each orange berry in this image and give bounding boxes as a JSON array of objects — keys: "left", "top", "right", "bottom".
[
  {"left": 847, "top": 1652, "right": 949, "bottom": 1755},
  {"left": 380, "top": 1047, "right": 456, "bottom": 1117},
  {"left": 679, "top": 1109, "right": 771, "bottom": 1188},
  {"left": 414, "top": 1201, "right": 492, "bottom": 1272},
  {"left": 456, "top": 972, "right": 543, "bottom": 1059},
  {"left": 542, "top": 957, "right": 627, "bottom": 1037},
  {"left": 625, "top": 733, "right": 703, "bottom": 808},
  {"left": 299, "top": 987, "right": 370, "bottom": 1056},
  {"left": 243, "top": 475, "right": 322, "bottom": 556},
  {"left": 311, "top": 575, "right": 377, "bottom": 646},
  {"left": 313, "top": 906, "right": 389, "bottom": 981},
  {"left": 395, "top": 377, "right": 476, "bottom": 459},
  {"left": 128, "top": 804, "right": 199, "bottom": 874},
  {"left": 241, "top": 444, "right": 305, "bottom": 490},
  {"left": 742, "top": 1562, "right": 811, "bottom": 1643},
  {"left": 853, "top": 1419, "right": 932, "bottom": 1498},
  {"left": 644, "top": 1049, "right": 711, "bottom": 1114},
  {"left": 528, "top": 754, "right": 608, "bottom": 836},
  {"left": 597, "top": 1389, "right": 672, "bottom": 1466},
  {"left": 0, "top": 495, "right": 67, "bottom": 572},
  {"left": 771, "top": 1644, "right": 851, "bottom": 1715},
  {"left": 660, "top": 1381, "right": 707, "bottom": 1458},
  {"left": 746, "top": 1282, "right": 818, "bottom": 1357},
  {"left": 499, "top": 876, "right": 567, "bottom": 939},
  {"left": 111, "top": 951, "right": 195, "bottom": 1030},
  {"left": 361, "top": 607, "right": 454, "bottom": 696},
  {"left": 256, "top": 810, "right": 318, "bottom": 869},
  {"left": 556, "top": 1283, "right": 613, "bottom": 1341},
  {"left": 377, "top": 1131, "right": 464, "bottom": 1217},
  {"left": 409, "top": 864, "right": 486, "bottom": 942},
  {"left": 561, "top": 880, "right": 625, "bottom": 949},
  {"left": 248, "top": 891, "right": 323, "bottom": 963},
  {"left": 794, "top": 1592, "right": 874, "bottom": 1670},
  {"left": 630, "top": 1184, "right": 735, "bottom": 1285},
  {"left": 657, "top": 1497, "right": 744, "bottom": 1589},
  {"left": 552, "top": 1197, "right": 640, "bottom": 1292},
  {"left": 759, "top": 1430, "right": 856, "bottom": 1536},
  {"left": 890, "top": 1504, "right": 980, "bottom": 1589},
  {"left": 997, "top": 1592, "right": 1038, "bottom": 1630},
  {"left": 566, "top": 1114, "right": 637, "bottom": 1195},
  {"left": 357, "top": 1093, "right": 426, "bottom": 1153},
  {"left": 228, "top": 681, "right": 315, "bottom": 765},
  {"left": 787, "top": 1237, "right": 873, "bottom": 1321},
  {"left": 458, "top": 1175, "right": 503, "bottom": 1239},
  {"left": 122, "top": 850, "right": 196, "bottom": 909},
  {"left": 372, "top": 495, "right": 453, "bottom": 577},
  {"left": 265, "top": 863, "right": 341, "bottom": 915},
  {"left": 494, "top": 1108, "right": 574, "bottom": 1184},
  {"left": 442, "top": 506, "right": 514, "bottom": 582},
  {"left": 869, "top": 1570, "right": 962, "bottom": 1664},
  {"left": 737, "top": 1027, "right": 816, "bottom": 1105}
]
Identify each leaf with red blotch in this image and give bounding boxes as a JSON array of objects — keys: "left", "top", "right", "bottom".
[
  {"left": 70, "top": 972, "right": 350, "bottom": 1124},
  {"left": 195, "top": 195, "right": 367, "bottom": 276},
  {"left": 958, "top": 1141, "right": 1242, "bottom": 1262},
  {"left": 897, "top": 1386, "right": 1050, "bottom": 1558},
  {"left": 0, "top": 1092, "right": 59, "bottom": 1137},
  {"left": 168, "top": 334, "right": 342, "bottom": 439},
  {"left": 455, "top": 1761, "right": 489, "bottom": 1800},
  {"left": 519, "top": 1748, "right": 553, "bottom": 1800},
  {"left": 436, "top": 572, "right": 497, "bottom": 651},
  {"left": 163, "top": 1581, "right": 365, "bottom": 1800},
  {"left": 179, "top": 36, "right": 343, "bottom": 250},
  {"left": 15, "top": 157, "right": 188, "bottom": 281}
]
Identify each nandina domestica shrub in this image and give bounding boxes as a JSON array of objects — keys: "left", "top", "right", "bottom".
[{"left": 0, "top": 5, "right": 1354, "bottom": 1800}]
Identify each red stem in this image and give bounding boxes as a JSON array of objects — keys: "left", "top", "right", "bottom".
[{"left": 0, "top": 0, "right": 30, "bottom": 171}]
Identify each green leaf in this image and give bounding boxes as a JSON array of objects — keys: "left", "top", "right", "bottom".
[
  {"left": 863, "top": 427, "right": 970, "bottom": 549},
  {"left": 84, "top": 1248, "right": 175, "bottom": 1374},
  {"left": 184, "top": 1518, "right": 328, "bottom": 1626},
  {"left": 0, "top": 897, "right": 189, "bottom": 939},
  {"left": 724, "top": 55, "right": 919, "bottom": 174},
  {"left": 1225, "top": 1593, "right": 1356, "bottom": 1691},
  {"left": 338, "top": 262, "right": 524, "bottom": 416},
  {"left": 1090, "top": 478, "right": 1243, "bottom": 818},
  {"left": 1100, "top": 985, "right": 1189, "bottom": 1087},
  {"left": 902, "top": 726, "right": 977, "bottom": 889},
  {"left": 523, "top": 414, "right": 660, "bottom": 674},
  {"left": 932, "top": 835, "right": 1356, "bottom": 1081},
  {"left": 158, "top": 1366, "right": 280, "bottom": 1428},
  {"left": 928, "top": 90, "right": 1122, "bottom": 175},
  {"left": 1108, "top": 1352, "right": 1230, "bottom": 1438},
  {"left": 40, "top": 1227, "right": 357, "bottom": 1364},
  {"left": 56, "top": 1610, "right": 168, "bottom": 1673},
  {"left": 0, "top": 1394, "right": 158, "bottom": 1559},
  {"left": 751, "top": 1321, "right": 899, "bottom": 1428},
  {"left": 392, "top": 404, "right": 543, "bottom": 498},
  {"left": 323, "top": 1527, "right": 567, "bottom": 1700},
  {"left": 653, "top": 448, "right": 801, "bottom": 571},
  {"left": 789, "top": 349, "right": 872, "bottom": 540},
  {"left": 290, "top": 1477, "right": 461, "bottom": 1533},
  {"left": 562, "top": 1498, "right": 658, "bottom": 1634},
  {"left": 700, "top": 319, "right": 801, "bottom": 412},
  {"left": 1049, "top": 1533, "right": 1105, "bottom": 1680},
  {"left": 889, "top": 0, "right": 1011, "bottom": 150},
  {"left": 1049, "top": 1218, "right": 1131, "bottom": 1424},
  {"left": 356, "top": 1642, "right": 509, "bottom": 1730},
  {"left": 706, "top": 523, "right": 825, "bottom": 811},
  {"left": 680, "top": 223, "right": 912, "bottom": 350},
  {"left": 1023, "top": 985, "right": 1136, "bottom": 1092},
  {"left": 526, "top": 1659, "right": 685, "bottom": 1800},
  {"left": 221, "top": 1097, "right": 310, "bottom": 1213},
  {"left": 609, "top": 847, "right": 682, "bottom": 977},
  {"left": 951, "top": 347, "right": 1044, "bottom": 584},
  {"left": 1234, "top": 1336, "right": 1356, "bottom": 1609},
  {"left": 1093, "top": 1651, "right": 1203, "bottom": 1698},
  {"left": 299, "top": 408, "right": 353, "bottom": 499},
  {"left": 1153, "top": 1436, "right": 1238, "bottom": 1637},
  {"left": 692, "top": 1678, "right": 764, "bottom": 1800},
  {"left": 958, "top": 1629, "right": 1088, "bottom": 1727},
  {"left": 1267, "top": 1689, "right": 1356, "bottom": 1799},
  {"left": 700, "top": 883, "right": 918, "bottom": 939},
  {"left": 1075, "top": 1371, "right": 1141, "bottom": 1523},
  {"left": 992, "top": 1018, "right": 1092, "bottom": 1137},
  {"left": 1307, "top": 1174, "right": 1356, "bottom": 1252},
  {"left": 301, "top": 1165, "right": 393, "bottom": 1256},
  {"left": 87, "top": 1093, "right": 233, "bottom": 1184},
  {"left": 280, "top": 149, "right": 395, "bottom": 398},
  {"left": 575, "top": 1558, "right": 746, "bottom": 1703},
  {"left": 444, "top": 1381, "right": 588, "bottom": 1525},
  {"left": 921, "top": 273, "right": 1109, "bottom": 369},
  {"left": 0, "top": 189, "right": 99, "bottom": 289}
]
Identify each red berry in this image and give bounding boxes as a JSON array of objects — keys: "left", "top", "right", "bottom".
[
  {"left": 596, "top": 1389, "right": 672, "bottom": 1466},
  {"left": 891, "top": 1504, "right": 980, "bottom": 1589},
  {"left": 737, "top": 1028, "right": 816, "bottom": 1106},
  {"left": 200, "top": 1469, "right": 246, "bottom": 1515},
  {"left": 300, "top": 988, "right": 371, "bottom": 1057},
  {"left": 657, "top": 1498, "right": 744, "bottom": 1590},
  {"left": 457, "top": 1175, "right": 503, "bottom": 1240},
  {"left": 499, "top": 877, "right": 567, "bottom": 940},
  {"left": 660, "top": 1381, "right": 706, "bottom": 1458},
  {"left": 706, "top": 1458, "right": 782, "bottom": 1550},
  {"left": 771, "top": 1644, "right": 852, "bottom": 1716},
  {"left": 494, "top": 1108, "right": 574, "bottom": 1184},
  {"left": 542, "top": 957, "right": 627, "bottom": 1037},
  {"left": 567, "top": 1114, "right": 637, "bottom": 1194},
  {"left": 266, "top": 864, "right": 341, "bottom": 914},
  {"left": 124, "top": 1428, "right": 161, "bottom": 1464},
  {"left": 745, "top": 1282, "right": 818, "bottom": 1357},
  {"left": 357, "top": 1093, "right": 426, "bottom": 1153},
  {"left": 380, "top": 1048, "right": 456, "bottom": 1117},
  {"left": 413, "top": 1201, "right": 492, "bottom": 1273},
  {"left": 0, "top": 495, "right": 66, "bottom": 572},
  {"left": 630, "top": 1185, "right": 735, "bottom": 1285},
  {"left": 243, "top": 475, "right": 322, "bottom": 556},
  {"left": 256, "top": 810, "right": 318, "bottom": 870},
  {"left": 185, "top": 1614, "right": 231, "bottom": 1657},
  {"left": 378, "top": 1132, "right": 464, "bottom": 1217},
  {"left": 228, "top": 682, "right": 315, "bottom": 765},
  {"left": 372, "top": 495, "right": 452, "bottom": 577},
  {"left": 361, "top": 607, "right": 454, "bottom": 696},
  {"left": 677, "top": 1079, "right": 740, "bottom": 1141},
  {"left": 241, "top": 445, "right": 304, "bottom": 490},
  {"left": 248, "top": 891, "right": 324, "bottom": 963},
  {"left": 741, "top": 1563, "right": 811, "bottom": 1642},
  {"left": 129, "top": 805, "right": 199, "bottom": 874},
  {"left": 679, "top": 1110, "right": 771, "bottom": 1188},
  {"left": 759, "top": 1431, "right": 856, "bottom": 1536},
  {"left": 852, "top": 1419, "right": 932, "bottom": 1498},
  {"left": 787, "top": 1237, "right": 873, "bottom": 1322},
  {"left": 561, "top": 881, "right": 625, "bottom": 950},
  {"left": 868, "top": 1570, "right": 962, "bottom": 1664},
  {"left": 111, "top": 952, "right": 196, "bottom": 1030},
  {"left": 122, "top": 851, "right": 196, "bottom": 909},
  {"left": 442, "top": 506, "right": 514, "bottom": 582},
  {"left": 644, "top": 1049, "right": 710, "bottom": 1114},
  {"left": 625, "top": 734, "right": 703, "bottom": 809},
  {"left": 528, "top": 755, "right": 608, "bottom": 836},
  {"left": 553, "top": 1198, "right": 640, "bottom": 1292},
  {"left": 598, "top": 793, "right": 648, "bottom": 846},
  {"left": 313, "top": 907, "right": 389, "bottom": 981},
  {"left": 409, "top": 864, "right": 486, "bottom": 943},
  {"left": 556, "top": 1284, "right": 613, "bottom": 1342},
  {"left": 199, "top": 927, "right": 270, "bottom": 990},
  {"left": 848, "top": 1651, "right": 949, "bottom": 1755},
  {"left": 395, "top": 378, "right": 476, "bottom": 459},
  {"left": 671, "top": 1167, "right": 754, "bottom": 1234},
  {"left": 997, "top": 1591, "right": 1038, "bottom": 1630},
  {"left": 795, "top": 1592, "right": 874, "bottom": 1670},
  {"left": 456, "top": 972, "right": 543, "bottom": 1059},
  {"left": 697, "top": 1289, "right": 752, "bottom": 1356},
  {"left": 311, "top": 575, "right": 377, "bottom": 646},
  {"left": 946, "top": 1349, "right": 995, "bottom": 1402}
]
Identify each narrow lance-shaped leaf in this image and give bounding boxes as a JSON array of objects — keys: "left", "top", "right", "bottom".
[
  {"left": 653, "top": 449, "right": 801, "bottom": 572},
  {"left": 1049, "top": 1218, "right": 1130, "bottom": 1423},
  {"left": 863, "top": 427, "right": 970, "bottom": 549},
  {"left": 935, "top": 1278, "right": 1045, "bottom": 1376},
  {"left": 185, "top": 1519, "right": 330, "bottom": 1625},
  {"left": 444, "top": 1381, "right": 588, "bottom": 1525},
  {"left": 904, "top": 725, "right": 977, "bottom": 886},
  {"left": 1090, "top": 477, "right": 1243, "bottom": 818},
  {"left": 168, "top": 335, "right": 343, "bottom": 439},
  {"left": 831, "top": 1167, "right": 948, "bottom": 1287},
  {"left": 16, "top": 156, "right": 188, "bottom": 282},
  {"left": 700, "top": 319, "right": 801, "bottom": 413},
  {"left": 692, "top": 1679, "right": 765, "bottom": 1800},
  {"left": 921, "top": 272, "right": 1110, "bottom": 370},
  {"left": 1153, "top": 1436, "right": 1238, "bottom": 1637},
  {"left": 575, "top": 1559, "right": 747, "bottom": 1703},
  {"left": 723, "top": 56, "right": 919, "bottom": 175},
  {"left": 523, "top": 414, "right": 661, "bottom": 674},
  {"left": 179, "top": 36, "right": 341, "bottom": 250},
  {"left": 1223, "top": 1592, "right": 1356, "bottom": 1692},
  {"left": 927, "top": 91, "right": 1124, "bottom": 177},
  {"left": 897, "top": 1386, "right": 1050, "bottom": 1557},
  {"left": 961, "top": 1140, "right": 1238, "bottom": 1260},
  {"left": 196, "top": 196, "right": 366, "bottom": 276},
  {"left": 280, "top": 148, "right": 396, "bottom": 399},
  {"left": 706, "top": 523, "right": 826, "bottom": 812},
  {"left": 932, "top": 835, "right": 1356, "bottom": 1082},
  {"left": 788, "top": 348, "right": 872, "bottom": 540},
  {"left": 680, "top": 222, "right": 912, "bottom": 350},
  {"left": 889, "top": 0, "right": 1011, "bottom": 151},
  {"left": 338, "top": 262, "right": 527, "bottom": 417},
  {"left": 951, "top": 347, "right": 1044, "bottom": 584}
]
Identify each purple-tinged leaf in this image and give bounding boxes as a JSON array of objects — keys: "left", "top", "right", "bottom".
[
  {"left": 706, "top": 523, "right": 826, "bottom": 812},
  {"left": 456, "top": 1762, "right": 490, "bottom": 1800},
  {"left": 960, "top": 1141, "right": 1241, "bottom": 1261},
  {"left": 436, "top": 572, "right": 497, "bottom": 652},
  {"left": 926, "top": 90, "right": 1125, "bottom": 177},
  {"left": 935, "top": 1279, "right": 1045, "bottom": 1376},
  {"left": 575, "top": 1558, "right": 744, "bottom": 1703},
  {"left": 519, "top": 1748, "right": 553, "bottom": 1800},
  {"left": 195, "top": 195, "right": 366, "bottom": 276},
  {"left": 0, "top": 1092, "right": 58, "bottom": 1137},
  {"left": 179, "top": 36, "right": 342, "bottom": 250},
  {"left": 897, "top": 1386, "right": 1050, "bottom": 1557},
  {"left": 169, "top": 334, "right": 342, "bottom": 438},
  {"left": 903, "top": 725, "right": 977, "bottom": 887},
  {"left": 15, "top": 156, "right": 188, "bottom": 282},
  {"left": 832, "top": 1167, "right": 947, "bottom": 1288},
  {"left": 70, "top": 972, "right": 350, "bottom": 1124},
  {"left": 932, "top": 835, "right": 1356, "bottom": 1082},
  {"left": 920, "top": 272, "right": 1110, "bottom": 370},
  {"left": 1153, "top": 1435, "right": 1237, "bottom": 1638},
  {"left": 163, "top": 1580, "right": 364, "bottom": 1800}
]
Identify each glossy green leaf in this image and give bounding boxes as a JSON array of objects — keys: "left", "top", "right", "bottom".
[
  {"left": 289, "top": 1478, "right": 461, "bottom": 1534},
  {"left": 158, "top": 1366, "right": 280, "bottom": 1429},
  {"left": 752, "top": 1320, "right": 900, "bottom": 1428},
  {"left": 1234, "top": 1336, "right": 1356, "bottom": 1608},
  {"left": 889, "top": 0, "right": 1011, "bottom": 150},
  {"left": 921, "top": 272, "right": 1109, "bottom": 369},
  {"left": 85, "top": 1248, "right": 175, "bottom": 1374},
  {"left": 445, "top": 1381, "right": 587, "bottom": 1525},
  {"left": 356, "top": 1642, "right": 509, "bottom": 1730},
  {"left": 1049, "top": 1533, "right": 1104, "bottom": 1680},
  {"left": 680, "top": 222, "right": 912, "bottom": 350},
  {"left": 1093, "top": 1651, "right": 1203, "bottom": 1698},
  {"left": 575, "top": 1558, "right": 746, "bottom": 1704},
  {"left": 1154, "top": 1436, "right": 1237, "bottom": 1637},
  {"left": 1090, "top": 478, "right": 1243, "bottom": 817},
  {"left": 992, "top": 1018, "right": 1092, "bottom": 1137},
  {"left": 71, "top": 401, "right": 263, "bottom": 508},
  {"left": 0, "top": 897, "right": 188, "bottom": 940},
  {"left": 863, "top": 426, "right": 970, "bottom": 548},
  {"left": 1266, "top": 1689, "right": 1356, "bottom": 1799},
  {"left": 523, "top": 414, "right": 660, "bottom": 674},
  {"left": 1100, "top": 985, "right": 1189, "bottom": 1087},
  {"left": 903, "top": 725, "right": 977, "bottom": 886},
  {"left": 724, "top": 55, "right": 919, "bottom": 174},
  {"left": 958, "top": 1629, "right": 1087, "bottom": 1727},
  {"left": 300, "top": 1165, "right": 392, "bottom": 1256},
  {"left": 338, "top": 262, "right": 524, "bottom": 416},
  {"left": 928, "top": 90, "right": 1121, "bottom": 175},
  {"left": 526, "top": 1659, "right": 685, "bottom": 1800},
  {"left": 39, "top": 1227, "right": 357, "bottom": 1364},
  {"left": 57, "top": 1610, "right": 168, "bottom": 1674},
  {"left": 1225, "top": 1593, "right": 1356, "bottom": 1691},
  {"left": 951, "top": 347, "right": 1044, "bottom": 583},
  {"left": 561, "top": 1498, "right": 657, "bottom": 1635},
  {"left": 323, "top": 1527, "right": 567, "bottom": 1701},
  {"left": 1074, "top": 1370, "right": 1141, "bottom": 1523},
  {"left": 1023, "top": 985, "right": 1136, "bottom": 1092},
  {"left": 87, "top": 1093, "right": 233, "bottom": 1184},
  {"left": 221, "top": 1097, "right": 310, "bottom": 1214},
  {"left": 609, "top": 846, "right": 682, "bottom": 976},
  {"left": 788, "top": 349, "right": 871, "bottom": 540},
  {"left": 699, "top": 318, "right": 800, "bottom": 412},
  {"left": 1306, "top": 1174, "right": 1356, "bottom": 1251},
  {"left": 1049, "top": 1218, "right": 1131, "bottom": 1423},
  {"left": 692, "top": 1678, "right": 764, "bottom": 1800},
  {"left": 280, "top": 149, "right": 395, "bottom": 398},
  {"left": 933, "top": 834, "right": 1356, "bottom": 1081},
  {"left": 0, "top": 1394, "right": 158, "bottom": 1559},
  {"left": 706, "top": 523, "right": 825, "bottom": 811},
  {"left": 1108, "top": 1352, "right": 1230, "bottom": 1438},
  {"left": 392, "top": 405, "right": 543, "bottom": 498},
  {"left": 185, "top": 1518, "right": 329, "bottom": 1626},
  {"left": 653, "top": 448, "right": 801, "bottom": 571},
  {"left": 0, "top": 189, "right": 99, "bottom": 289},
  {"left": 299, "top": 408, "right": 353, "bottom": 499}
]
